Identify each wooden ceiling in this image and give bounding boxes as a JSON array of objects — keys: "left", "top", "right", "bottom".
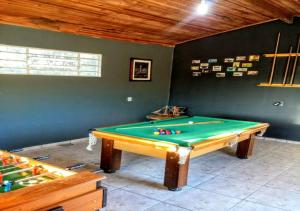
[{"left": 0, "top": 0, "right": 299, "bottom": 46}]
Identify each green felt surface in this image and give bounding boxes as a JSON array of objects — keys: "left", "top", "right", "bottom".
[
  {"left": 95, "top": 116, "right": 263, "bottom": 147},
  {"left": 0, "top": 161, "right": 53, "bottom": 193}
]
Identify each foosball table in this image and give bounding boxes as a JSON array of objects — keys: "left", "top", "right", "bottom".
[{"left": 0, "top": 150, "right": 107, "bottom": 211}]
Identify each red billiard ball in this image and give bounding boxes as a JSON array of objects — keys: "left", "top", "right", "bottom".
[{"left": 160, "top": 131, "right": 166, "bottom": 135}]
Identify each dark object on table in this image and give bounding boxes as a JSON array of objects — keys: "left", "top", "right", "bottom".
[{"left": 146, "top": 105, "right": 187, "bottom": 120}]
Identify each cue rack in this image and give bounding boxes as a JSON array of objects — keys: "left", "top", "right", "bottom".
[{"left": 258, "top": 32, "right": 300, "bottom": 88}]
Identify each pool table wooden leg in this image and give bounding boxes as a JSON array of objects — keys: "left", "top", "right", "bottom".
[
  {"left": 236, "top": 134, "right": 255, "bottom": 159},
  {"left": 164, "top": 152, "right": 190, "bottom": 191},
  {"left": 100, "top": 139, "right": 122, "bottom": 173}
]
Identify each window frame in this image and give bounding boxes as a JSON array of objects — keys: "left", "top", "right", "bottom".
[{"left": 0, "top": 44, "right": 102, "bottom": 77}]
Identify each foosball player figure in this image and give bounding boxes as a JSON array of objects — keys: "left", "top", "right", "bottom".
[
  {"left": 1, "top": 157, "right": 10, "bottom": 166},
  {"left": 2, "top": 180, "right": 14, "bottom": 192},
  {"left": 0, "top": 172, "right": 3, "bottom": 184},
  {"left": 32, "top": 165, "right": 44, "bottom": 175},
  {"left": 12, "top": 156, "right": 21, "bottom": 164}
]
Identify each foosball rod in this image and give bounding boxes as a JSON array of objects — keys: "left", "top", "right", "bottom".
[
  {"left": 268, "top": 32, "right": 281, "bottom": 85},
  {"left": 283, "top": 46, "right": 293, "bottom": 84},
  {"left": 289, "top": 36, "right": 300, "bottom": 85},
  {"left": 2, "top": 167, "right": 33, "bottom": 177},
  {"left": 15, "top": 171, "right": 55, "bottom": 183},
  {"left": 0, "top": 161, "right": 27, "bottom": 171}
]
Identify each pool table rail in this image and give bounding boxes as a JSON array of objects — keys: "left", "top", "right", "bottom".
[
  {"left": 190, "top": 123, "right": 269, "bottom": 158},
  {"left": 92, "top": 130, "right": 179, "bottom": 159}
]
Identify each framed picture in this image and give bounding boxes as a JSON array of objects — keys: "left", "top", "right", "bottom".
[
  {"left": 216, "top": 72, "right": 226, "bottom": 78},
  {"left": 192, "top": 59, "right": 201, "bottom": 64},
  {"left": 233, "top": 72, "right": 243, "bottom": 77},
  {"left": 236, "top": 56, "right": 247, "bottom": 61},
  {"left": 208, "top": 58, "right": 218, "bottom": 63},
  {"left": 192, "top": 72, "right": 201, "bottom": 77},
  {"left": 224, "top": 58, "right": 235, "bottom": 63},
  {"left": 226, "top": 67, "right": 236, "bottom": 72},
  {"left": 200, "top": 63, "right": 209, "bottom": 69},
  {"left": 242, "top": 63, "right": 253, "bottom": 68},
  {"left": 237, "top": 67, "right": 248, "bottom": 72},
  {"left": 247, "top": 70, "right": 259, "bottom": 75},
  {"left": 249, "top": 55, "right": 260, "bottom": 62},
  {"left": 129, "top": 58, "right": 152, "bottom": 81},
  {"left": 191, "top": 66, "right": 200, "bottom": 71},
  {"left": 212, "top": 65, "right": 222, "bottom": 72},
  {"left": 233, "top": 62, "right": 240, "bottom": 68}
]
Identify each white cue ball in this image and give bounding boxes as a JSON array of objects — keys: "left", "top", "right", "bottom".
[{"left": 188, "top": 121, "right": 194, "bottom": 124}]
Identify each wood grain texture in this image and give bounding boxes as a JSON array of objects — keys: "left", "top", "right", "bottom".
[
  {"left": 0, "top": 0, "right": 299, "bottom": 46},
  {"left": 100, "top": 139, "right": 122, "bottom": 173},
  {"left": 0, "top": 172, "right": 105, "bottom": 211},
  {"left": 164, "top": 151, "right": 190, "bottom": 190},
  {"left": 236, "top": 134, "right": 256, "bottom": 159},
  {"left": 42, "top": 189, "right": 105, "bottom": 211},
  {"left": 258, "top": 83, "right": 300, "bottom": 88}
]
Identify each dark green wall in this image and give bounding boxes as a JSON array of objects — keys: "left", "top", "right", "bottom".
[
  {"left": 170, "top": 19, "right": 300, "bottom": 141},
  {"left": 0, "top": 24, "right": 173, "bottom": 149}
]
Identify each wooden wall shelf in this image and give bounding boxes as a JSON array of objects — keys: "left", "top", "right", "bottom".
[
  {"left": 264, "top": 53, "right": 300, "bottom": 57},
  {"left": 258, "top": 83, "right": 300, "bottom": 88}
]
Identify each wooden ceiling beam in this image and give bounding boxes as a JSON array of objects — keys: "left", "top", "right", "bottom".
[
  {"left": 0, "top": 0, "right": 299, "bottom": 46},
  {"left": 250, "top": 0, "right": 298, "bottom": 24}
]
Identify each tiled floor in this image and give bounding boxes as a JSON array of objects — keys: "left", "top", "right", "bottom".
[{"left": 18, "top": 139, "right": 300, "bottom": 211}]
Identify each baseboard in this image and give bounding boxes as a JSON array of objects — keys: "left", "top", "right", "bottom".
[
  {"left": 257, "top": 136, "right": 300, "bottom": 145},
  {"left": 22, "top": 137, "right": 88, "bottom": 151},
  {"left": 21, "top": 136, "right": 300, "bottom": 152}
]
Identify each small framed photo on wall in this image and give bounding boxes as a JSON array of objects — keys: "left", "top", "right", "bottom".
[{"left": 129, "top": 58, "right": 152, "bottom": 81}]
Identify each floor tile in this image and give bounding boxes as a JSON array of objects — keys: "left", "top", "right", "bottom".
[
  {"left": 230, "top": 201, "right": 285, "bottom": 211},
  {"left": 102, "top": 170, "right": 152, "bottom": 189},
  {"left": 196, "top": 176, "right": 261, "bottom": 199},
  {"left": 122, "top": 175, "right": 191, "bottom": 201},
  {"left": 248, "top": 187, "right": 300, "bottom": 211},
  {"left": 16, "top": 139, "right": 300, "bottom": 211},
  {"left": 146, "top": 202, "right": 190, "bottom": 211},
  {"left": 187, "top": 168, "right": 216, "bottom": 187},
  {"left": 218, "top": 163, "right": 284, "bottom": 185},
  {"left": 123, "top": 158, "right": 165, "bottom": 178},
  {"left": 102, "top": 189, "right": 159, "bottom": 211},
  {"left": 266, "top": 171, "right": 300, "bottom": 192},
  {"left": 166, "top": 188, "right": 241, "bottom": 211}
]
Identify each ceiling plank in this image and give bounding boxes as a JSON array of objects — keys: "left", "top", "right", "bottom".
[{"left": 0, "top": 0, "right": 299, "bottom": 46}]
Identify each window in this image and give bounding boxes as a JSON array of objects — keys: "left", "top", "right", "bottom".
[{"left": 0, "top": 44, "right": 102, "bottom": 77}]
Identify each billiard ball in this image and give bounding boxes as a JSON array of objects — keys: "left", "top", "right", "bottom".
[
  {"left": 188, "top": 121, "right": 194, "bottom": 124},
  {"left": 154, "top": 131, "right": 160, "bottom": 135},
  {"left": 160, "top": 131, "right": 166, "bottom": 135},
  {"left": 21, "top": 172, "right": 28, "bottom": 177},
  {"left": 176, "top": 130, "right": 181, "bottom": 134}
]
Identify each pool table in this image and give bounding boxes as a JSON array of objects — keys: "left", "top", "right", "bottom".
[{"left": 92, "top": 116, "right": 269, "bottom": 191}]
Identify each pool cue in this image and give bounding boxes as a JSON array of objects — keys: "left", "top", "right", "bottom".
[
  {"left": 268, "top": 32, "right": 281, "bottom": 85},
  {"left": 289, "top": 36, "right": 300, "bottom": 85},
  {"left": 117, "top": 120, "right": 224, "bottom": 130},
  {"left": 283, "top": 46, "right": 293, "bottom": 85}
]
